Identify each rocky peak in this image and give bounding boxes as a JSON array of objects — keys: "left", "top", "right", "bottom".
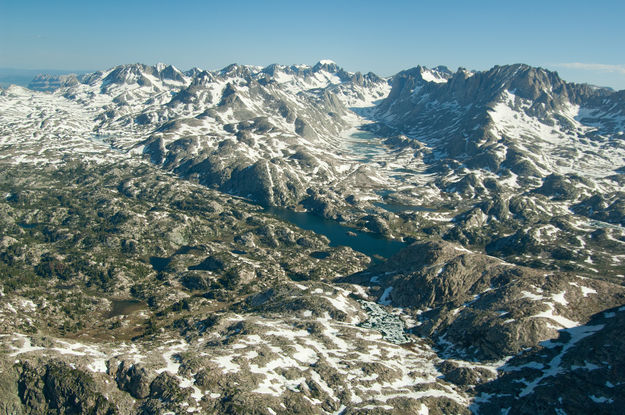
[
  {"left": 102, "top": 63, "right": 152, "bottom": 85},
  {"left": 312, "top": 59, "right": 340, "bottom": 72},
  {"left": 433, "top": 65, "right": 453, "bottom": 76},
  {"left": 184, "top": 67, "right": 204, "bottom": 78},
  {"left": 260, "top": 63, "right": 283, "bottom": 77},
  {"left": 217, "top": 63, "right": 256, "bottom": 80},
  {"left": 448, "top": 64, "right": 610, "bottom": 108},
  {"left": 154, "top": 63, "right": 186, "bottom": 83},
  {"left": 189, "top": 70, "right": 215, "bottom": 86},
  {"left": 167, "top": 71, "right": 216, "bottom": 106},
  {"left": 347, "top": 71, "right": 385, "bottom": 88},
  {"left": 312, "top": 60, "right": 352, "bottom": 83},
  {"left": 379, "top": 65, "right": 452, "bottom": 108}
]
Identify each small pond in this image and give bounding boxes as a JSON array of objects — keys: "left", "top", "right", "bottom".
[{"left": 106, "top": 299, "right": 147, "bottom": 318}]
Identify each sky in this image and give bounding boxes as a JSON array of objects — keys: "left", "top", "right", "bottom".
[{"left": 1, "top": 0, "right": 624, "bottom": 89}]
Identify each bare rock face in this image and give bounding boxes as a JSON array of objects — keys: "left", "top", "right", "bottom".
[
  {"left": 116, "top": 361, "right": 151, "bottom": 399},
  {"left": 572, "top": 192, "right": 625, "bottom": 226},
  {"left": 437, "top": 361, "right": 495, "bottom": 389},
  {"left": 140, "top": 372, "right": 192, "bottom": 414},
  {"left": 18, "top": 360, "right": 116, "bottom": 415},
  {"left": 533, "top": 173, "right": 582, "bottom": 201},
  {"left": 474, "top": 306, "right": 625, "bottom": 414}
]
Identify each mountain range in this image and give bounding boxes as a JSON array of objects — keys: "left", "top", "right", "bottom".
[{"left": 0, "top": 60, "right": 624, "bottom": 414}]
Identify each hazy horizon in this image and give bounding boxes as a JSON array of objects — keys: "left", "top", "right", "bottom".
[{"left": 2, "top": 0, "right": 624, "bottom": 89}]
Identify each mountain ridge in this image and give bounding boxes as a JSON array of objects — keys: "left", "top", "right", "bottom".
[{"left": 1, "top": 59, "right": 624, "bottom": 414}]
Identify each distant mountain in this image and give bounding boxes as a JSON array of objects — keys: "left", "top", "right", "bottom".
[{"left": 0, "top": 67, "right": 89, "bottom": 88}]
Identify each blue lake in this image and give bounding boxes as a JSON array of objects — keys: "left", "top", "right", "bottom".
[{"left": 264, "top": 206, "right": 406, "bottom": 259}]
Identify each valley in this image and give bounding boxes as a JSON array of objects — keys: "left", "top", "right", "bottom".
[{"left": 0, "top": 60, "right": 624, "bottom": 414}]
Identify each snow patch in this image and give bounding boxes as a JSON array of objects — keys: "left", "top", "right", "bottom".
[{"left": 379, "top": 286, "right": 393, "bottom": 305}]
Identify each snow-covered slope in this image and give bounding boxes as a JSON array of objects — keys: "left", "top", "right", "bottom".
[{"left": 8, "top": 62, "right": 392, "bottom": 208}]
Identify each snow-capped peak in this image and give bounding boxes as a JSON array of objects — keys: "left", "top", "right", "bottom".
[{"left": 420, "top": 67, "right": 449, "bottom": 84}]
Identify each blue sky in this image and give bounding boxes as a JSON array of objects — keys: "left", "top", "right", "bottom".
[{"left": 1, "top": 0, "right": 624, "bottom": 89}]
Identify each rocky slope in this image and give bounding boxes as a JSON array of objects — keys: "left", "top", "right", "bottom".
[
  {"left": 1, "top": 61, "right": 624, "bottom": 413},
  {"left": 344, "top": 240, "right": 625, "bottom": 359}
]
